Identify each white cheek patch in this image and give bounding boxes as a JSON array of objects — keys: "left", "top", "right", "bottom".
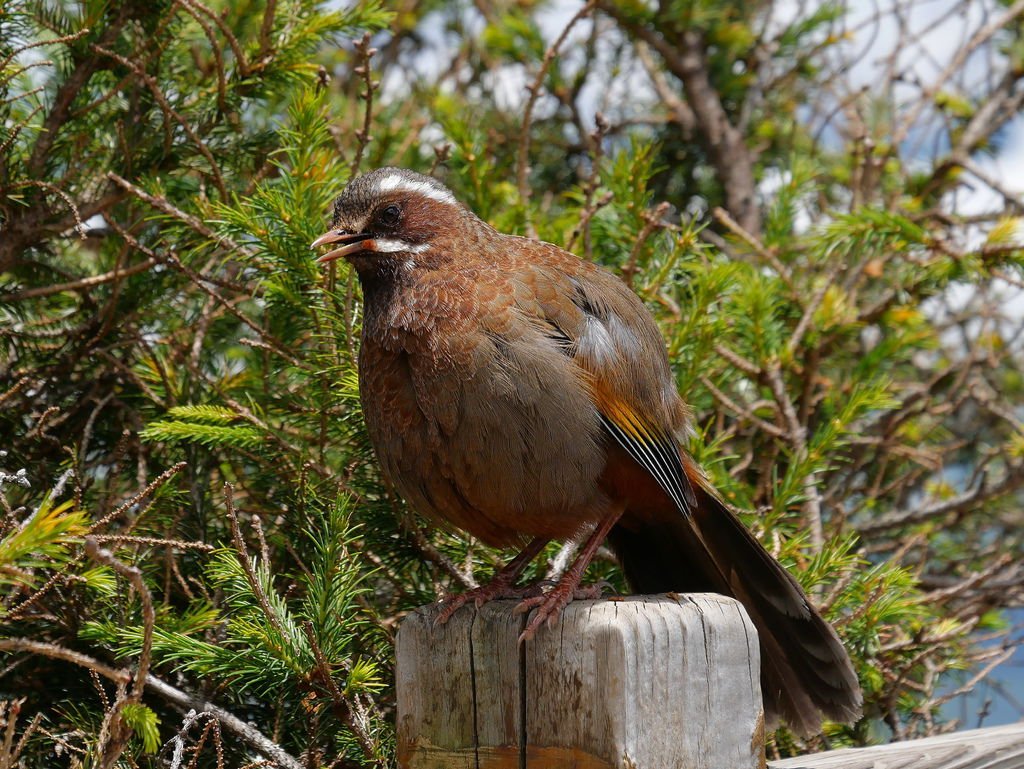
[
  {"left": 373, "top": 173, "right": 458, "bottom": 207},
  {"left": 372, "top": 239, "right": 431, "bottom": 254}
]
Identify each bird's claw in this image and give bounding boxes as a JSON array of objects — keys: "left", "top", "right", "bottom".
[
  {"left": 434, "top": 581, "right": 545, "bottom": 626},
  {"left": 514, "top": 580, "right": 611, "bottom": 642}
]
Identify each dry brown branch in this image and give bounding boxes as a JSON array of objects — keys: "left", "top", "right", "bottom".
[
  {"left": 349, "top": 33, "right": 378, "bottom": 178},
  {"left": 0, "top": 699, "right": 42, "bottom": 769},
  {"left": 892, "top": 0, "right": 1024, "bottom": 146},
  {"left": 0, "top": 638, "right": 129, "bottom": 685},
  {"left": 787, "top": 266, "right": 841, "bottom": 356},
  {"left": 0, "top": 28, "right": 88, "bottom": 74},
  {"left": 0, "top": 103, "right": 44, "bottom": 157},
  {"left": 257, "top": 0, "right": 278, "bottom": 64},
  {"left": 89, "top": 534, "right": 215, "bottom": 552},
  {"left": 2, "top": 567, "right": 89, "bottom": 623},
  {"left": 635, "top": 40, "right": 696, "bottom": 136},
  {"left": 858, "top": 468, "right": 1024, "bottom": 536},
  {"left": 105, "top": 173, "right": 241, "bottom": 250},
  {"left": 84, "top": 538, "right": 156, "bottom": 769},
  {"left": 223, "top": 483, "right": 288, "bottom": 638},
  {"left": 517, "top": 1, "right": 597, "bottom": 237},
  {"left": 86, "top": 536, "right": 154, "bottom": 700},
  {"left": 90, "top": 462, "right": 187, "bottom": 533},
  {"left": 714, "top": 343, "right": 763, "bottom": 378},
  {"left": 565, "top": 114, "right": 611, "bottom": 259},
  {"left": 621, "top": 201, "right": 671, "bottom": 288},
  {"left": 600, "top": 5, "right": 760, "bottom": 234},
  {"left": 405, "top": 519, "right": 477, "bottom": 591},
  {"left": 25, "top": 27, "right": 107, "bottom": 179},
  {"left": 174, "top": 0, "right": 228, "bottom": 111},
  {"left": 763, "top": 363, "right": 823, "bottom": 552},
  {"left": 301, "top": 622, "right": 378, "bottom": 763},
  {"left": 699, "top": 375, "right": 789, "bottom": 440},
  {"left": 90, "top": 45, "right": 227, "bottom": 196},
  {"left": 147, "top": 676, "right": 302, "bottom": 769},
  {"left": 3, "top": 257, "right": 160, "bottom": 302},
  {"left": 712, "top": 207, "right": 793, "bottom": 285},
  {"left": 183, "top": 0, "right": 250, "bottom": 76},
  {"left": 103, "top": 219, "right": 300, "bottom": 368},
  {"left": 6, "top": 181, "right": 86, "bottom": 237},
  {"left": 0, "top": 378, "right": 30, "bottom": 410}
]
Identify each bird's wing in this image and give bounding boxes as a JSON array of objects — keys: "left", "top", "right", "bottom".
[
  {"left": 591, "top": 383, "right": 696, "bottom": 516},
  {"left": 511, "top": 253, "right": 696, "bottom": 516}
]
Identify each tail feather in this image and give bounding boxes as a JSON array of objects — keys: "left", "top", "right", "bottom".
[{"left": 609, "top": 482, "right": 862, "bottom": 736}]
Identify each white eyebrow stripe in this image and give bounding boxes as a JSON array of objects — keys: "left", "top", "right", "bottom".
[
  {"left": 372, "top": 239, "right": 431, "bottom": 254},
  {"left": 373, "top": 174, "right": 458, "bottom": 206}
]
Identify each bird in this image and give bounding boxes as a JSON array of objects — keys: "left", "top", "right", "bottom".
[{"left": 311, "top": 167, "right": 862, "bottom": 737}]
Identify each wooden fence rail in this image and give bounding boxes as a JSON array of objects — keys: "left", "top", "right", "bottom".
[
  {"left": 395, "top": 596, "right": 1024, "bottom": 769},
  {"left": 769, "top": 722, "right": 1024, "bottom": 769}
]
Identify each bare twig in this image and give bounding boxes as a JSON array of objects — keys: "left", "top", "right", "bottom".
[
  {"left": 0, "top": 638, "right": 129, "bottom": 685},
  {"left": 405, "top": 521, "right": 477, "bottom": 591},
  {"left": 600, "top": 5, "right": 760, "bottom": 233},
  {"left": 699, "top": 375, "right": 789, "bottom": 440},
  {"left": 787, "top": 266, "right": 842, "bottom": 356},
  {"left": 0, "top": 543, "right": 297, "bottom": 769},
  {"left": 91, "top": 45, "right": 227, "bottom": 196},
  {"left": 223, "top": 483, "right": 288, "bottom": 638},
  {"left": 257, "top": 0, "right": 278, "bottom": 63},
  {"left": 25, "top": 28, "right": 106, "bottom": 179},
  {"left": 858, "top": 469, "right": 1024, "bottom": 536},
  {"left": 6, "top": 181, "right": 86, "bottom": 237},
  {"left": 85, "top": 538, "right": 155, "bottom": 701},
  {"left": 712, "top": 207, "right": 792, "bottom": 285},
  {"left": 517, "top": 1, "right": 596, "bottom": 236},
  {"left": 635, "top": 40, "right": 696, "bottom": 135},
  {"left": 764, "top": 363, "right": 823, "bottom": 552},
  {"left": 349, "top": 34, "right": 378, "bottom": 178},
  {"left": 90, "top": 534, "right": 215, "bottom": 552},
  {"left": 147, "top": 677, "right": 303, "bottom": 769},
  {"left": 301, "top": 622, "right": 377, "bottom": 762},
  {"left": 892, "top": 0, "right": 1024, "bottom": 145},
  {"left": 180, "top": 0, "right": 250, "bottom": 76},
  {"left": 106, "top": 173, "right": 243, "bottom": 250},
  {"left": 565, "top": 114, "right": 611, "bottom": 259},
  {"left": 2, "top": 257, "right": 160, "bottom": 302},
  {"left": 174, "top": 0, "right": 228, "bottom": 111},
  {"left": 89, "top": 462, "right": 187, "bottom": 532},
  {"left": 622, "top": 201, "right": 671, "bottom": 288}
]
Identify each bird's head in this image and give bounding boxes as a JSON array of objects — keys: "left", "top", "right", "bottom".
[{"left": 311, "top": 168, "right": 467, "bottom": 276}]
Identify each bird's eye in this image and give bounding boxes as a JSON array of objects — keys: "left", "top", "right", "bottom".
[{"left": 377, "top": 204, "right": 402, "bottom": 228}]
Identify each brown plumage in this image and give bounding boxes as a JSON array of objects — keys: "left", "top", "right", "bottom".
[{"left": 312, "top": 167, "right": 862, "bottom": 736}]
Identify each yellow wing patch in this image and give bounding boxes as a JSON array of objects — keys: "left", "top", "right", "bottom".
[{"left": 590, "top": 384, "right": 695, "bottom": 515}]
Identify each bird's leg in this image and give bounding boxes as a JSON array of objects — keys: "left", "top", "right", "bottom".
[
  {"left": 515, "top": 506, "right": 624, "bottom": 642},
  {"left": 434, "top": 537, "right": 550, "bottom": 625}
]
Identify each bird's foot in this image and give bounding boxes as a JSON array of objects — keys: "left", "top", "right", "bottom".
[
  {"left": 433, "top": 537, "right": 551, "bottom": 626},
  {"left": 514, "top": 579, "right": 611, "bottom": 642},
  {"left": 434, "top": 579, "right": 544, "bottom": 625}
]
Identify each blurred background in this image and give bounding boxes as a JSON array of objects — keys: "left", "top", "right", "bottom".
[{"left": 2, "top": 0, "right": 1023, "bottom": 765}]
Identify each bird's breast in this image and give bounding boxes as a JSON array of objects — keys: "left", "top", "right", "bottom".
[{"left": 356, "top": 284, "right": 611, "bottom": 545}]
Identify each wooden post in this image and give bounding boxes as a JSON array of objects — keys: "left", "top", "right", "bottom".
[{"left": 396, "top": 594, "right": 765, "bottom": 769}]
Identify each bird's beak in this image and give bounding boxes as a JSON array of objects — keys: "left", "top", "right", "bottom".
[{"left": 310, "top": 230, "right": 377, "bottom": 264}]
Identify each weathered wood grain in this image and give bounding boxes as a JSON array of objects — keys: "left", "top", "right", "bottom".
[
  {"left": 395, "top": 594, "right": 765, "bottom": 769},
  {"left": 768, "top": 722, "right": 1024, "bottom": 769}
]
